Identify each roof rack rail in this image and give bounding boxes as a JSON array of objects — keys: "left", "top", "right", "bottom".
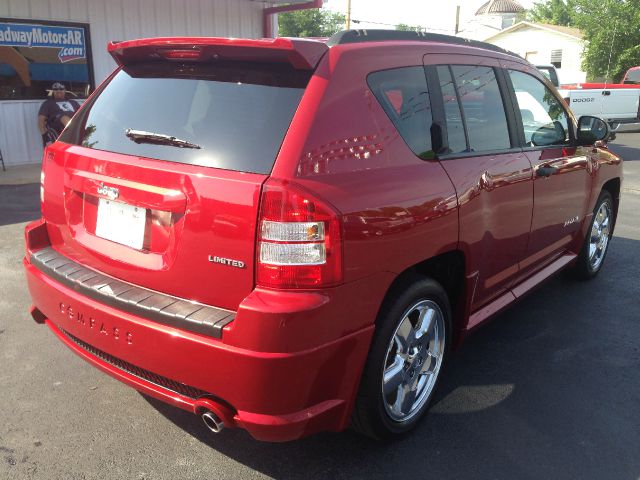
[{"left": 327, "top": 29, "right": 521, "bottom": 59}]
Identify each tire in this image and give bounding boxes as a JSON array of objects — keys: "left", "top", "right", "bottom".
[
  {"left": 572, "top": 190, "right": 614, "bottom": 280},
  {"left": 351, "top": 275, "right": 451, "bottom": 440}
]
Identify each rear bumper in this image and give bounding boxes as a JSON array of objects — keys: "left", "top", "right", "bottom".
[{"left": 23, "top": 227, "right": 381, "bottom": 441}]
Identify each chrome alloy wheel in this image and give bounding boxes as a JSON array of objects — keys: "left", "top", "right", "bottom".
[
  {"left": 381, "top": 300, "right": 445, "bottom": 422},
  {"left": 589, "top": 200, "right": 612, "bottom": 271}
]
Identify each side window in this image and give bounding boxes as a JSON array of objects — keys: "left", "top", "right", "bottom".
[
  {"left": 508, "top": 70, "right": 571, "bottom": 147},
  {"left": 450, "top": 65, "right": 511, "bottom": 152},
  {"left": 436, "top": 66, "right": 467, "bottom": 154},
  {"left": 368, "top": 67, "right": 434, "bottom": 159}
]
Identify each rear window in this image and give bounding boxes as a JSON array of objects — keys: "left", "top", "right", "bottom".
[
  {"left": 537, "top": 66, "right": 559, "bottom": 87},
  {"left": 59, "top": 61, "right": 310, "bottom": 174},
  {"left": 624, "top": 69, "right": 640, "bottom": 84}
]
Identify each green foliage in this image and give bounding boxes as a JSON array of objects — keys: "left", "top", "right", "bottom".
[
  {"left": 526, "top": 0, "right": 575, "bottom": 26},
  {"left": 278, "top": 9, "right": 346, "bottom": 38},
  {"left": 525, "top": 0, "right": 640, "bottom": 81},
  {"left": 395, "top": 23, "right": 424, "bottom": 33},
  {"left": 572, "top": 0, "right": 640, "bottom": 81}
]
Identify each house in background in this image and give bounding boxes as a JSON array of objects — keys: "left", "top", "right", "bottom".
[
  {"left": 458, "top": 0, "right": 525, "bottom": 41},
  {"left": 484, "top": 21, "right": 587, "bottom": 84}
]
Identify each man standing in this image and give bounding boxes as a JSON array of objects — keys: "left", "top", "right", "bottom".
[{"left": 38, "top": 82, "right": 81, "bottom": 147}]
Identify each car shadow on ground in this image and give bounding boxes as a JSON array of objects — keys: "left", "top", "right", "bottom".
[
  {"left": 0, "top": 184, "right": 40, "bottom": 227},
  {"left": 608, "top": 139, "right": 639, "bottom": 161},
  {"left": 143, "top": 236, "right": 640, "bottom": 480}
]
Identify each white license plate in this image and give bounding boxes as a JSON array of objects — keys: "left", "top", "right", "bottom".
[{"left": 95, "top": 198, "right": 146, "bottom": 250}]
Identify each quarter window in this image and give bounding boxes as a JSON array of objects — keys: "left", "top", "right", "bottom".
[
  {"left": 450, "top": 65, "right": 511, "bottom": 152},
  {"left": 508, "top": 70, "right": 571, "bottom": 147},
  {"left": 368, "top": 67, "right": 434, "bottom": 159}
]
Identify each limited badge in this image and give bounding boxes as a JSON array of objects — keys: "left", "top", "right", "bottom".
[{"left": 208, "top": 255, "right": 245, "bottom": 269}]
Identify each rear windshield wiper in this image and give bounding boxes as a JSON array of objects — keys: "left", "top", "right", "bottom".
[{"left": 125, "top": 129, "right": 201, "bottom": 149}]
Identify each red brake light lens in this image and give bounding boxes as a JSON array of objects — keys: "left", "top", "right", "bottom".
[
  {"left": 257, "top": 179, "right": 342, "bottom": 289},
  {"left": 159, "top": 48, "right": 202, "bottom": 60}
]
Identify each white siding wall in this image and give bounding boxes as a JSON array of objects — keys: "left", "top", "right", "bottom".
[
  {"left": 0, "top": 0, "right": 264, "bottom": 166},
  {"left": 487, "top": 27, "right": 587, "bottom": 85},
  {"left": 0, "top": 100, "right": 43, "bottom": 167}
]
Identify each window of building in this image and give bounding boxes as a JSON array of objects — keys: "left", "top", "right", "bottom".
[
  {"left": 0, "top": 18, "right": 94, "bottom": 100},
  {"left": 368, "top": 66, "right": 434, "bottom": 159}
]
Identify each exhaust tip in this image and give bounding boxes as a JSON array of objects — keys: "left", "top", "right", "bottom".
[
  {"left": 202, "top": 411, "right": 225, "bottom": 433},
  {"left": 30, "top": 306, "right": 46, "bottom": 324}
]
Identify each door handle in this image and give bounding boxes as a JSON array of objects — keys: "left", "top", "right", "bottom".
[
  {"left": 536, "top": 166, "right": 559, "bottom": 177},
  {"left": 602, "top": 90, "right": 611, "bottom": 96}
]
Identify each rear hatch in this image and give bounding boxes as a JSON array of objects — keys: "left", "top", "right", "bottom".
[{"left": 43, "top": 37, "right": 326, "bottom": 310}]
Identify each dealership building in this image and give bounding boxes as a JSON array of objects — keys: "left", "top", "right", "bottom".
[{"left": 0, "top": 0, "right": 320, "bottom": 168}]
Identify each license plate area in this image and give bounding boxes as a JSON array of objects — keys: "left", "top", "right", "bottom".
[{"left": 95, "top": 198, "right": 147, "bottom": 250}]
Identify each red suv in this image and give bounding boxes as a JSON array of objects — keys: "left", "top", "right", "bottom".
[{"left": 24, "top": 30, "right": 622, "bottom": 441}]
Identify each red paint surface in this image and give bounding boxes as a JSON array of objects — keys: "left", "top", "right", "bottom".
[
  {"left": 561, "top": 83, "right": 640, "bottom": 90},
  {"left": 25, "top": 36, "right": 624, "bottom": 440}
]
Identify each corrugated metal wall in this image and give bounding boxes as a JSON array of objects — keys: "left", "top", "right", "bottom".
[
  {"left": 0, "top": 100, "right": 43, "bottom": 167},
  {"left": 0, "top": 0, "right": 264, "bottom": 166}
]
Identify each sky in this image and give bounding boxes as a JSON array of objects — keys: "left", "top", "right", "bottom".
[{"left": 322, "top": 0, "right": 537, "bottom": 35}]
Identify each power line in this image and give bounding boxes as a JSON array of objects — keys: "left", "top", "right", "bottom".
[{"left": 351, "top": 18, "right": 455, "bottom": 34}]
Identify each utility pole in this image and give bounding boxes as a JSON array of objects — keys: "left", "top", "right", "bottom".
[
  {"left": 455, "top": 5, "right": 460, "bottom": 34},
  {"left": 346, "top": 0, "right": 351, "bottom": 30}
]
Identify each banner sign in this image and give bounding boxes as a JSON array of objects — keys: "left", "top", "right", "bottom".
[{"left": 0, "top": 22, "right": 86, "bottom": 63}]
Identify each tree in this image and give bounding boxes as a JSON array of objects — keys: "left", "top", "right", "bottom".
[
  {"left": 526, "top": 0, "right": 575, "bottom": 26},
  {"left": 395, "top": 23, "right": 425, "bottom": 33},
  {"left": 525, "top": 0, "right": 640, "bottom": 82},
  {"left": 278, "top": 9, "right": 346, "bottom": 37},
  {"left": 572, "top": 0, "right": 640, "bottom": 81}
]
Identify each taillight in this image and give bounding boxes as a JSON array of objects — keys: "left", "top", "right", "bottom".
[
  {"left": 41, "top": 150, "right": 53, "bottom": 205},
  {"left": 158, "top": 48, "right": 202, "bottom": 60},
  {"left": 40, "top": 169, "right": 45, "bottom": 204},
  {"left": 257, "top": 178, "right": 342, "bottom": 289}
]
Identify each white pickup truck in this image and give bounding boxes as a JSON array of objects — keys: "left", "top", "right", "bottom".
[{"left": 558, "top": 83, "right": 640, "bottom": 131}]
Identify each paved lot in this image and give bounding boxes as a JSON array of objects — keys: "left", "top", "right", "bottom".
[{"left": 1, "top": 137, "right": 639, "bottom": 480}]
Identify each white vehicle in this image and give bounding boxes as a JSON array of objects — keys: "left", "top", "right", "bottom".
[{"left": 558, "top": 83, "right": 640, "bottom": 131}]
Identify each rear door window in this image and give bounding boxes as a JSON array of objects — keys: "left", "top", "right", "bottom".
[
  {"left": 450, "top": 65, "right": 511, "bottom": 152},
  {"left": 59, "top": 61, "right": 310, "bottom": 174},
  {"left": 368, "top": 66, "right": 434, "bottom": 159},
  {"left": 436, "top": 65, "right": 467, "bottom": 154}
]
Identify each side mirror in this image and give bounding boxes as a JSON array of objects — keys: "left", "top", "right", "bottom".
[
  {"left": 531, "top": 121, "right": 566, "bottom": 146},
  {"left": 577, "top": 116, "right": 610, "bottom": 145}
]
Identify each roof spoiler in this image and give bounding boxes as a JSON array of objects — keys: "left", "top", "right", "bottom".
[{"left": 108, "top": 37, "right": 328, "bottom": 70}]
